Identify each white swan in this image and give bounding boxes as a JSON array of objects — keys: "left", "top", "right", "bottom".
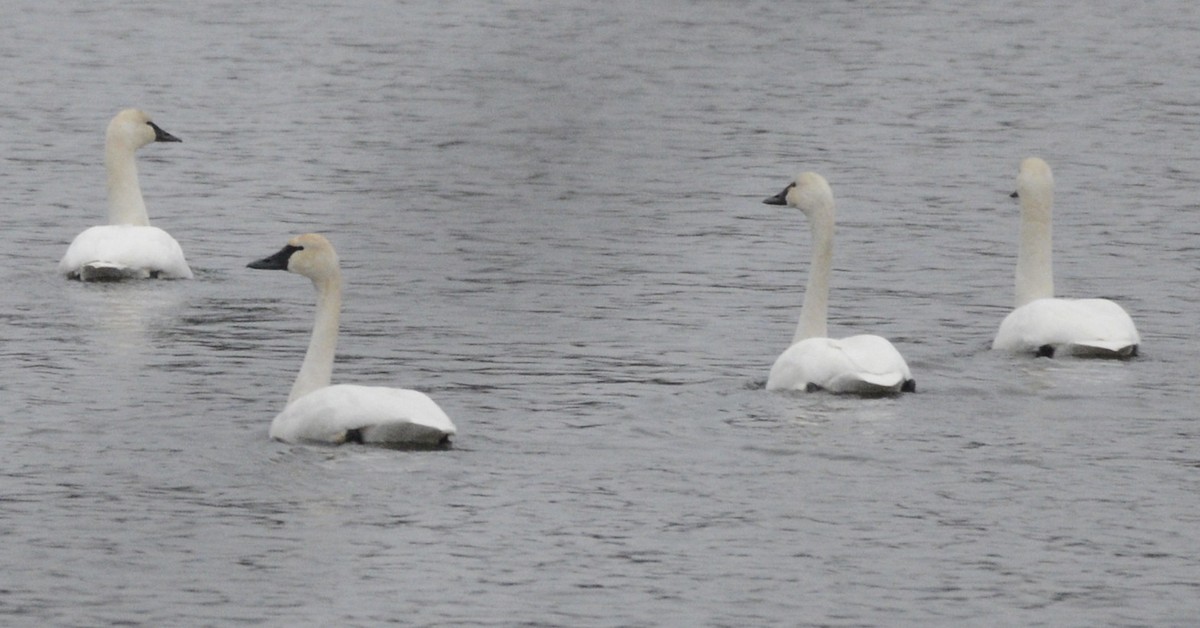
[
  {"left": 992, "top": 157, "right": 1140, "bottom": 358},
  {"left": 763, "top": 172, "right": 915, "bottom": 394},
  {"left": 248, "top": 233, "right": 457, "bottom": 446},
  {"left": 59, "top": 109, "right": 192, "bottom": 281}
]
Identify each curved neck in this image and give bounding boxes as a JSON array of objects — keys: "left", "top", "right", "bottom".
[
  {"left": 106, "top": 142, "right": 150, "bottom": 226},
  {"left": 290, "top": 272, "right": 342, "bottom": 403},
  {"left": 794, "top": 214, "right": 832, "bottom": 343},
  {"left": 1015, "top": 194, "right": 1054, "bottom": 307}
]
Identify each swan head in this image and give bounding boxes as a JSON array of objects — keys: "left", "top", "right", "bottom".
[
  {"left": 106, "top": 108, "right": 181, "bottom": 151},
  {"left": 1011, "top": 156, "right": 1053, "bottom": 212},
  {"left": 763, "top": 171, "right": 835, "bottom": 223},
  {"left": 248, "top": 233, "right": 341, "bottom": 282}
]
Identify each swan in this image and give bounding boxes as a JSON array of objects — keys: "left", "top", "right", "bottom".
[
  {"left": 992, "top": 157, "right": 1140, "bottom": 358},
  {"left": 763, "top": 172, "right": 915, "bottom": 394},
  {"left": 247, "top": 233, "right": 457, "bottom": 446},
  {"left": 59, "top": 109, "right": 192, "bottom": 281}
]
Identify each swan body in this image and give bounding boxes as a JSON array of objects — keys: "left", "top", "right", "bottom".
[
  {"left": 994, "top": 298, "right": 1139, "bottom": 357},
  {"left": 992, "top": 157, "right": 1139, "bottom": 358},
  {"left": 269, "top": 385, "right": 455, "bottom": 445},
  {"left": 768, "top": 335, "right": 914, "bottom": 394},
  {"left": 60, "top": 225, "right": 191, "bottom": 280},
  {"left": 763, "top": 172, "right": 914, "bottom": 394},
  {"left": 248, "top": 233, "right": 456, "bottom": 446},
  {"left": 59, "top": 109, "right": 192, "bottom": 281}
]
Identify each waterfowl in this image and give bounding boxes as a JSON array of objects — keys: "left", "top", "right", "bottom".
[
  {"left": 992, "top": 157, "right": 1139, "bottom": 358},
  {"left": 59, "top": 109, "right": 191, "bottom": 281},
  {"left": 763, "top": 172, "right": 915, "bottom": 394},
  {"left": 248, "top": 233, "right": 456, "bottom": 446}
]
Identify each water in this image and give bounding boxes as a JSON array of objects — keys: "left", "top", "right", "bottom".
[{"left": 2, "top": 0, "right": 1199, "bottom": 625}]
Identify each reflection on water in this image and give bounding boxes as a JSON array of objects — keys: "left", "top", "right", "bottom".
[{"left": 63, "top": 281, "right": 188, "bottom": 352}]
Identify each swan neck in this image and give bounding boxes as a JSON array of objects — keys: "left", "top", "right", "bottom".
[
  {"left": 794, "top": 215, "right": 832, "bottom": 343},
  {"left": 290, "top": 271, "right": 342, "bottom": 403},
  {"left": 106, "top": 142, "right": 150, "bottom": 226},
  {"left": 1015, "top": 194, "right": 1054, "bottom": 307}
]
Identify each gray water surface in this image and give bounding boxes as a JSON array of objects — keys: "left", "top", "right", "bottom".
[{"left": 2, "top": 1, "right": 1199, "bottom": 626}]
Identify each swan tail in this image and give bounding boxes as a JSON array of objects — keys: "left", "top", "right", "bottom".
[
  {"left": 77, "top": 261, "right": 150, "bottom": 282},
  {"left": 835, "top": 335, "right": 913, "bottom": 394},
  {"left": 1069, "top": 341, "right": 1139, "bottom": 359},
  {"left": 832, "top": 371, "right": 909, "bottom": 395},
  {"left": 355, "top": 422, "right": 454, "bottom": 448}
]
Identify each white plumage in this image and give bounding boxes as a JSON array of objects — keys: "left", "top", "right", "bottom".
[
  {"left": 248, "top": 233, "right": 457, "bottom": 446},
  {"left": 768, "top": 335, "right": 913, "bottom": 394},
  {"left": 268, "top": 385, "right": 455, "bottom": 445},
  {"left": 763, "top": 172, "right": 914, "bottom": 394},
  {"left": 59, "top": 109, "right": 192, "bottom": 281},
  {"left": 994, "top": 298, "right": 1140, "bottom": 357},
  {"left": 992, "top": 157, "right": 1139, "bottom": 358},
  {"left": 60, "top": 225, "right": 191, "bottom": 281}
]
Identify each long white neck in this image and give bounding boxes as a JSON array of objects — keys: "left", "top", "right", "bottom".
[
  {"left": 106, "top": 141, "right": 150, "bottom": 226},
  {"left": 290, "top": 271, "right": 342, "bottom": 403},
  {"left": 794, "top": 212, "right": 833, "bottom": 343},
  {"left": 1015, "top": 192, "right": 1054, "bottom": 307}
]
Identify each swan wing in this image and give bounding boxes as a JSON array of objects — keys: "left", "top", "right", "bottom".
[
  {"left": 60, "top": 225, "right": 193, "bottom": 279},
  {"left": 768, "top": 335, "right": 912, "bottom": 394},
  {"left": 269, "top": 384, "right": 457, "bottom": 445},
  {"left": 993, "top": 298, "right": 1139, "bottom": 356}
]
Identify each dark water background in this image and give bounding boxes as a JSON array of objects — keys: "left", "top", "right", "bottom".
[{"left": 2, "top": 1, "right": 1199, "bottom": 625}]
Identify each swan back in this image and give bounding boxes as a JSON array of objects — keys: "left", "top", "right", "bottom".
[
  {"left": 993, "top": 297, "right": 1139, "bottom": 357},
  {"left": 59, "top": 225, "right": 193, "bottom": 280},
  {"left": 767, "top": 335, "right": 914, "bottom": 394},
  {"left": 269, "top": 384, "right": 456, "bottom": 446},
  {"left": 1013, "top": 156, "right": 1054, "bottom": 307}
]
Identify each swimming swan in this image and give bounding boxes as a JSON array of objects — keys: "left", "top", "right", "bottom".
[
  {"left": 59, "top": 109, "right": 192, "bottom": 281},
  {"left": 763, "top": 172, "right": 915, "bottom": 394},
  {"left": 248, "top": 233, "right": 457, "bottom": 446},
  {"left": 992, "top": 157, "right": 1140, "bottom": 358}
]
